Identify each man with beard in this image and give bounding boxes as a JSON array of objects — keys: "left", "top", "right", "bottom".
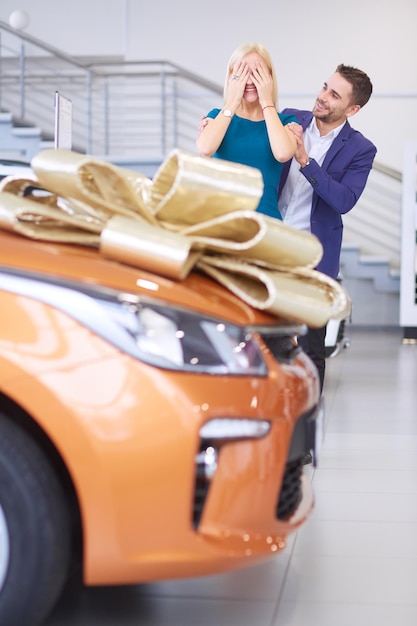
[{"left": 279, "top": 64, "right": 376, "bottom": 395}]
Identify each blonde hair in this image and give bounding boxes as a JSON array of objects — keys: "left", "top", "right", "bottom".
[{"left": 223, "top": 43, "right": 278, "bottom": 106}]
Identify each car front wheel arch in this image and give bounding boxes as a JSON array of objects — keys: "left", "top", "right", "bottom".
[{"left": 0, "top": 413, "right": 72, "bottom": 626}]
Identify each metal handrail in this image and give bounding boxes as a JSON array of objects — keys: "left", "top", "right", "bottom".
[
  {"left": 0, "top": 21, "right": 223, "bottom": 161},
  {"left": 373, "top": 160, "right": 402, "bottom": 181},
  {"left": 0, "top": 21, "right": 96, "bottom": 151},
  {"left": 0, "top": 19, "right": 99, "bottom": 69}
]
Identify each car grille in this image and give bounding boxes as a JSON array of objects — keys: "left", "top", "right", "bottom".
[{"left": 276, "top": 405, "right": 319, "bottom": 520}]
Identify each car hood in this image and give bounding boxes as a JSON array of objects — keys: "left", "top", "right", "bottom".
[{"left": 0, "top": 230, "right": 287, "bottom": 327}]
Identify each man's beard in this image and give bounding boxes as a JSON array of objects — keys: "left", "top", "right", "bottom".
[{"left": 312, "top": 100, "right": 331, "bottom": 122}]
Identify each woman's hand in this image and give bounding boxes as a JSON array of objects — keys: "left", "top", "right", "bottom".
[
  {"left": 198, "top": 115, "right": 209, "bottom": 134},
  {"left": 227, "top": 61, "right": 250, "bottom": 107},
  {"left": 250, "top": 62, "right": 274, "bottom": 109},
  {"left": 286, "top": 122, "right": 309, "bottom": 166}
]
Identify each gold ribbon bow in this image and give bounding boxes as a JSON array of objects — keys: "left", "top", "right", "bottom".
[{"left": 0, "top": 148, "right": 350, "bottom": 327}]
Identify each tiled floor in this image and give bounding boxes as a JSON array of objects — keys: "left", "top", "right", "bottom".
[{"left": 45, "top": 326, "right": 417, "bottom": 626}]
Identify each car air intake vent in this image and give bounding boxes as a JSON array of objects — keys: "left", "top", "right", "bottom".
[
  {"left": 193, "top": 472, "right": 209, "bottom": 528},
  {"left": 260, "top": 333, "right": 301, "bottom": 363},
  {"left": 276, "top": 458, "right": 303, "bottom": 520}
]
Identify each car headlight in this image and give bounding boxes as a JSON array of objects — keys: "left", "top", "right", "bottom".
[
  {"left": 0, "top": 270, "right": 267, "bottom": 376},
  {"left": 102, "top": 295, "right": 268, "bottom": 375}
]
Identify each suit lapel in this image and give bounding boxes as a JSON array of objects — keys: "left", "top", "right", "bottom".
[
  {"left": 309, "top": 120, "right": 351, "bottom": 216},
  {"left": 299, "top": 113, "right": 352, "bottom": 170},
  {"left": 321, "top": 121, "right": 351, "bottom": 169}
]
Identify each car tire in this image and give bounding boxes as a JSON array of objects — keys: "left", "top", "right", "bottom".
[{"left": 0, "top": 414, "right": 72, "bottom": 626}]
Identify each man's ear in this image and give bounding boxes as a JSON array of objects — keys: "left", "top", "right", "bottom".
[{"left": 346, "top": 104, "right": 361, "bottom": 118}]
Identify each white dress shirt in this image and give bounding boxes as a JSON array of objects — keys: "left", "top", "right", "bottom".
[{"left": 280, "top": 117, "right": 346, "bottom": 232}]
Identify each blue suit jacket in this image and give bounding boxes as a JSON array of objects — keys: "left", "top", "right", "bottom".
[{"left": 278, "top": 109, "right": 377, "bottom": 278}]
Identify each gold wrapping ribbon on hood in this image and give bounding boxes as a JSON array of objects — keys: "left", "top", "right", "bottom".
[{"left": 0, "top": 148, "right": 349, "bottom": 327}]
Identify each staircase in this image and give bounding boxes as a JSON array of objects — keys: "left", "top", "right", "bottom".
[
  {"left": 0, "top": 111, "right": 43, "bottom": 160},
  {"left": 340, "top": 246, "right": 400, "bottom": 326},
  {"left": 341, "top": 246, "right": 400, "bottom": 293},
  {"left": 338, "top": 162, "right": 402, "bottom": 326}
]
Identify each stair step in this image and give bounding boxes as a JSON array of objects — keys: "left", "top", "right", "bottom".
[
  {"left": 0, "top": 112, "right": 43, "bottom": 161},
  {"left": 39, "top": 140, "right": 55, "bottom": 150},
  {"left": 340, "top": 246, "right": 400, "bottom": 294},
  {"left": 358, "top": 255, "right": 392, "bottom": 265},
  {"left": 12, "top": 126, "right": 42, "bottom": 137}
]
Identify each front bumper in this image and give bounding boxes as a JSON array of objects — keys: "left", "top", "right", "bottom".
[{"left": 195, "top": 401, "right": 323, "bottom": 531}]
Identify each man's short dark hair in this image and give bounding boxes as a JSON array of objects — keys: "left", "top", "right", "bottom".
[{"left": 336, "top": 64, "right": 373, "bottom": 108}]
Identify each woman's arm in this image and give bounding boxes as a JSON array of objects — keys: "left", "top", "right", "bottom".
[
  {"left": 263, "top": 107, "right": 297, "bottom": 161},
  {"left": 196, "top": 112, "right": 232, "bottom": 156}
]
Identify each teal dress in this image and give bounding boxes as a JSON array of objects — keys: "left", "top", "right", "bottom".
[{"left": 206, "top": 108, "right": 297, "bottom": 220}]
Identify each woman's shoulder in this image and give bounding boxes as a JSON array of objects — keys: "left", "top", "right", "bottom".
[
  {"left": 279, "top": 111, "right": 300, "bottom": 125},
  {"left": 207, "top": 108, "right": 221, "bottom": 119}
]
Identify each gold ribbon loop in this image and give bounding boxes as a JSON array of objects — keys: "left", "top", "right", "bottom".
[
  {"left": 0, "top": 191, "right": 101, "bottom": 244},
  {"left": 31, "top": 148, "right": 154, "bottom": 223},
  {"left": 101, "top": 215, "right": 201, "bottom": 281},
  {"left": 198, "top": 256, "right": 349, "bottom": 328},
  {"left": 148, "top": 148, "right": 264, "bottom": 224}
]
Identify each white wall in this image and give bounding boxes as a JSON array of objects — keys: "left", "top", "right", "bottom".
[{"left": 1, "top": 0, "right": 416, "bottom": 169}]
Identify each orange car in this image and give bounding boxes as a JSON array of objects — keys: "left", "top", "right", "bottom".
[{"left": 0, "top": 210, "right": 321, "bottom": 625}]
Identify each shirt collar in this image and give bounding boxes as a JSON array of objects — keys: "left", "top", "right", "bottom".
[{"left": 309, "top": 116, "right": 346, "bottom": 140}]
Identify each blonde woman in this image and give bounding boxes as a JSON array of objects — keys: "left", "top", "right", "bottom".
[{"left": 196, "top": 42, "right": 297, "bottom": 220}]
